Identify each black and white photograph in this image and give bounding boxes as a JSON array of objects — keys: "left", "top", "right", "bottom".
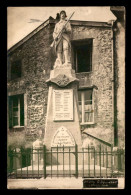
[{"left": 7, "top": 6, "right": 125, "bottom": 189}]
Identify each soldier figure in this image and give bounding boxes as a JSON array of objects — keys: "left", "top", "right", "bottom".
[{"left": 53, "top": 10, "right": 72, "bottom": 66}]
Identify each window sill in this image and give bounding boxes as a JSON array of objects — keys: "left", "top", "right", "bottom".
[
  {"left": 8, "top": 77, "right": 23, "bottom": 82},
  {"left": 9, "top": 126, "right": 25, "bottom": 132},
  {"left": 80, "top": 122, "right": 94, "bottom": 125},
  {"left": 76, "top": 71, "right": 92, "bottom": 74},
  {"left": 12, "top": 126, "right": 24, "bottom": 128}
]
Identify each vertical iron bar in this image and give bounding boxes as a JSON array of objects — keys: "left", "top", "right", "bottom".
[
  {"left": 70, "top": 147, "right": 72, "bottom": 176},
  {"left": 26, "top": 149, "right": 28, "bottom": 178},
  {"left": 57, "top": 145, "right": 58, "bottom": 177},
  {"left": 117, "top": 148, "right": 119, "bottom": 176},
  {"left": 111, "top": 145, "right": 113, "bottom": 177},
  {"left": 20, "top": 147, "right": 22, "bottom": 178},
  {"left": 106, "top": 147, "right": 107, "bottom": 177},
  {"left": 14, "top": 149, "right": 15, "bottom": 178},
  {"left": 88, "top": 145, "right": 90, "bottom": 177},
  {"left": 43, "top": 145, "right": 46, "bottom": 179},
  {"left": 83, "top": 148, "right": 84, "bottom": 178},
  {"left": 9, "top": 148, "right": 12, "bottom": 175},
  {"left": 51, "top": 147, "right": 52, "bottom": 178},
  {"left": 123, "top": 150, "right": 125, "bottom": 174},
  {"left": 121, "top": 149, "right": 124, "bottom": 172},
  {"left": 43, "top": 147, "right": 44, "bottom": 178},
  {"left": 8, "top": 149, "right": 10, "bottom": 175},
  {"left": 63, "top": 145, "right": 64, "bottom": 177},
  {"left": 69, "top": 147, "right": 71, "bottom": 177},
  {"left": 94, "top": 147, "right": 96, "bottom": 177},
  {"left": 38, "top": 149, "right": 39, "bottom": 178},
  {"left": 96, "top": 149, "right": 97, "bottom": 165},
  {"left": 15, "top": 148, "right": 17, "bottom": 178},
  {"left": 99, "top": 145, "right": 101, "bottom": 178},
  {"left": 75, "top": 144, "right": 78, "bottom": 178},
  {"left": 103, "top": 148, "right": 104, "bottom": 167},
  {"left": 32, "top": 147, "right": 34, "bottom": 178},
  {"left": 107, "top": 148, "right": 108, "bottom": 168}
]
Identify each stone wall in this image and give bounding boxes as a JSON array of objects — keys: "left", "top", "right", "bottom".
[
  {"left": 72, "top": 25, "right": 113, "bottom": 144},
  {"left": 7, "top": 23, "right": 55, "bottom": 138}
]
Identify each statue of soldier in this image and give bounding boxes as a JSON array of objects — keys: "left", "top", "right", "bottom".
[{"left": 53, "top": 10, "right": 72, "bottom": 67}]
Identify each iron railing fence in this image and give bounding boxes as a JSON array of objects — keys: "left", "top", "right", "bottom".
[{"left": 7, "top": 144, "right": 125, "bottom": 179}]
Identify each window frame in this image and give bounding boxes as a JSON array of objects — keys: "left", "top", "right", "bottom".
[
  {"left": 12, "top": 96, "right": 20, "bottom": 127},
  {"left": 78, "top": 88, "right": 94, "bottom": 125},
  {"left": 9, "top": 94, "right": 24, "bottom": 128},
  {"left": 71, "top": 39, "right": 93, "bottom": 73},
  {"left": 11, "top": 60, "right": 22, "bottom": 80}
]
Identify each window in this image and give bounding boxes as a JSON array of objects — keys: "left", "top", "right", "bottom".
[
  {"left": 11, "top": 60, "right": 21, "bottom": 80},
  {"left": 9, "top": 94, "right": 24, "bottom": 128},
  {"left": 72, "top": 39, "right": 93, "bottom": 73},
  {"left": 78, "top": 89, "right": 94, "bottom": 124}
]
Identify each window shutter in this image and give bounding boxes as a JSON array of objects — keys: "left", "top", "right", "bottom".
[
  {"left": 20, "top": 95, "right": 24, "bottom": 126},
  {"left": 93, "top": 88, "right": 98, "bottom": 124}
]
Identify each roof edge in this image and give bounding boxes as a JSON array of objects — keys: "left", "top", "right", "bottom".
[
  {"left": 7, "top": 19, "right": 112, "bottom": 55},
  {"left": 7, "top": 17, "right": 55, "bottom": 55}
]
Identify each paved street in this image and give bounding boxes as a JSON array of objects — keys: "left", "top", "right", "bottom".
[{"left": 7, "top": 177, "right": 125, "bottom": 189}]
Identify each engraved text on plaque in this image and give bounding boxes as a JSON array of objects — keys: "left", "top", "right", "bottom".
[{"left": 53, "top": 89, "right": 73, "bottom": 121}]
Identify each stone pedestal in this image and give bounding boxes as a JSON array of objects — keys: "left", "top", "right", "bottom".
[
  {"left": 32, "top": 139, "right": 43, "bottom": 165},
  {"left": 44, "top": 64, "right": 82, "bottom": 165}
]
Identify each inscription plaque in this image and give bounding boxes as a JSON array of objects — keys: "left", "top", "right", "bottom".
[
  {"left": 83, "top": 179, "right": 118, "bottom": 188},
  {"left": 53, "top": 89, "right": 73, "bottom": 121},
  {"left": 51, "top": 126, "right": 75, "bottom": 147}
]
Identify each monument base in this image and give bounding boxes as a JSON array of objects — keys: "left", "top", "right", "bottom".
[{"left": 44, "top": 66, "right": 82, "bottom": 165}]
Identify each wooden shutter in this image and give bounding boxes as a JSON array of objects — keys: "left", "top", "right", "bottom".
[
  {"left": 8, "top": 97, "right": 12, "bottom": 128},
  {"left": 20, "top": 94, "right": 24, "bottom": 126},
  {"left": 93, "top": 88, "right": 98, "bottom": 124}
]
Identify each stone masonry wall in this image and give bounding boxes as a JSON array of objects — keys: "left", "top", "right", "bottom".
[
  {"left": 7, "top": 23, "right": 55, "bottom": 138},
  {"left": 72, "top": 25, "right": 113, "bottom": 144}
]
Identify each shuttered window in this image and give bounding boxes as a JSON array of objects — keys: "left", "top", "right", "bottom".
[
  {"left": 9, "top": 94, "right": 24, "bottom": 128},
  {"left": 78, "top": 89, "right": 94, "bottom": 124}
]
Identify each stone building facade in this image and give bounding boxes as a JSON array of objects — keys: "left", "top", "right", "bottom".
[{"left": 7, "top": 15, "right": 123, "bottom": 147}]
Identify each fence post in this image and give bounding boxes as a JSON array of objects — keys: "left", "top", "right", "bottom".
[
  {"left": 43, "top": 145, "right": 46, "bottom": 179},
  {"left": 15, "top": 148, "right": 17, "bottom": 178},
  {"left": 75, "top": 144, "right": 78, "bottom": 178},
  {"left": 118, "top": 148, "right": 122, "bottom": 171},
  {"left": 8, "top": 147, "right": 13, "bottom": 174}
]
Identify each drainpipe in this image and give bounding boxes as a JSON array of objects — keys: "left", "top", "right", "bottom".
[
  {"left": 111, "top": 20, "right": 118, "bottom": 147},
  {"left": 108, "top": 20, "right": 117, "bottom": 147}
]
